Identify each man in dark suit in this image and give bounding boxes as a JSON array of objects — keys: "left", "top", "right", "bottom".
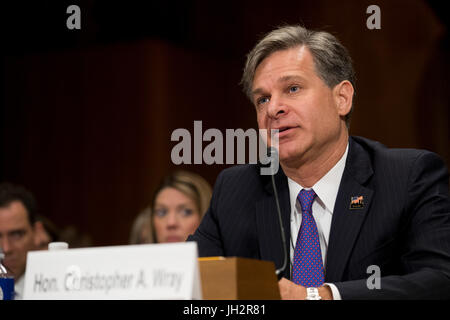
[{"left": 187, "top": 25, "right": 450, "bottom": 299}]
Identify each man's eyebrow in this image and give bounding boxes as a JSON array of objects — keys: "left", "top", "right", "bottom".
[
  {"left": 252, "top": 88, "right": 266, "bottom": 97},
  {"left": 252, "top": 75, "right": 306, "bottom": 97},
  {"left": 277, "top": 75, "right": 306, "bottom": 83},
  {"left": 8, "top": 229, "right": 26, "bottom": 235},
  {"left": 0, "top": 229, "right": 26, "bottom": 238}
]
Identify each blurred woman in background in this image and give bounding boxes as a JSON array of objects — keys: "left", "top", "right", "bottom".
[
  {"left": 129, "top": 170, "right": 212, "bottom": 244},
  {"left": 152, "top": 170, "right": 212, "bottom": 243}
]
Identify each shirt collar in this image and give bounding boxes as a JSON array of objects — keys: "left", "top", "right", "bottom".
[
  {"left": 287, "top": 143, "right": 349, "bottom": 214},
  {"left": 14, "top": 274, "right": 25, "bottom": 300}
]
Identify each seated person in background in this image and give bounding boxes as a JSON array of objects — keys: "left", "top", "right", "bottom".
[
  {"left": 34, "top": 215, "right": 92, "bottom": 250},
  {"left": 34, "top": 214, "right": 60, "bottom": 250},
  {"left": 58, "top": 225, "right": 93, "bottom": 248},
  {"left": 0, "top": 182, "right": 39, "bottom": 299},
  {"left": 150, "top": 170, "right": 212, "bottom": 243},
  {"left": 129, "top": 207, "right": 153, "bottom": 244}
]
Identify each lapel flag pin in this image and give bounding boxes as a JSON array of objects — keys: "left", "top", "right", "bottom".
[{"left": 350, "top": 195, "right": 364, "bottom": 209}]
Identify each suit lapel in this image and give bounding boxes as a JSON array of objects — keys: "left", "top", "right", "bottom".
[
  {"left": 325, "top": 138, "right": 374, "bottom": 282},
  {"left": 255, "top": 169, "right": 291, "bottom": 279}
]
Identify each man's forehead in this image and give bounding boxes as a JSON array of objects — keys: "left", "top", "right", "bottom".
[
  {"left": 0, "top": 201, "right": 31, "bottom": 230},
  {"left": 252, "top": 47, "right": 315, "bottom": 89},
  {"left": 257, "top": 46, "right": 311, "bottom": 71}
]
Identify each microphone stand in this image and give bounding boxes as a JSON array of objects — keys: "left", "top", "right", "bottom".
[{"left": 269, "top": 150, "right": 288, "bottom": 280}]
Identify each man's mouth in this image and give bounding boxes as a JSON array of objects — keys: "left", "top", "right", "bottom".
[
  {"left": 2, "top": 258, "right": 16, "bottom": 270},
  {"left": 274, "top": 126, "right": 297, "bottom": 137}
]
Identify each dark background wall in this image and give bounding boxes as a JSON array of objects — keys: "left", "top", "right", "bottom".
[{"left": 1, "top": 0, "right": 449, "bottom": 247}]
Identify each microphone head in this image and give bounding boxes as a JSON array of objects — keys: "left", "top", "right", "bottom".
[
  {"left": 264, "top": 146, "right": 279, "bottom": 176},
  {"left": 267, "top": 146, "right": 278, "bottom": 157}
]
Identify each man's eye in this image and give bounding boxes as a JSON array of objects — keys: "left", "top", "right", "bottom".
[
  {"left": 289, "top": 85, "right": 300, "bottom": 93},
  {"left": 9, "top": 230, "right": 25, "bottom": 241},
  {"left": 257, "top": 97, "right": 269, "bottom": 105}
]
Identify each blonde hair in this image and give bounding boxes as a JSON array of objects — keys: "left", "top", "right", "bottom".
[
  {"left": 129, "top": 171, "right": 212, "bottom": 245},
  {"left": 129, "top": 207, "right": 153, "bottom": 244},
  {"left": 152, "top": 170, "right": 212, "bottom": 217}
]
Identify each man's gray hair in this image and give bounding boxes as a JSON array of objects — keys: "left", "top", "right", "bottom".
[{"left": 241, "top": 25, "right": 356, "bottom": 127}]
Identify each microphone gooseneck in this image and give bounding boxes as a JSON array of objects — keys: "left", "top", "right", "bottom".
[{"left": 269, "top": 148, "right": 288, "bottom": 280}]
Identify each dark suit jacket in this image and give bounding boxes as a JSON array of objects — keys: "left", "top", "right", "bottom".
[{"left": 188, "top": 136, "right": 450, "bottom": 299}]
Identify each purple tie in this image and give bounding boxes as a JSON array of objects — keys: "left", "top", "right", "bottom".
[{"left": 292, "top": 189, "right": 325, "bottom": 287}]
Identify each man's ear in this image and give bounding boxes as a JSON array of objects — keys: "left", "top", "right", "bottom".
[
  {"left": 33, "top": 221, "right": 46, "bottom": 247},
  {"left": 33, "top": 220, "right": 43, "bottom": 233},
  {"left": 333, "top": 80, "right": 354, "bottom": 117}
]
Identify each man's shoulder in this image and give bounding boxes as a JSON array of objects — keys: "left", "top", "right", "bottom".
[
  {"left": 217, "top": 164, "right": 262, "bottom": 183},
  {"left": 210, "top": 164, "right": 269, "bottom": 203},
  {"left": 350, "top": 135, "right": 449, "bottom": 186},
  {"left": 351, "top": 135, "right": 437, "bottom": 164}
]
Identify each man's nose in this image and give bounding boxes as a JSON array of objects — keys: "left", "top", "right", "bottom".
[
  {"left": 0, "top": 237, "right": 12, "bottom": 254},
  {"left": 267, "top": 95, "right": 288, "bottom": 119}
]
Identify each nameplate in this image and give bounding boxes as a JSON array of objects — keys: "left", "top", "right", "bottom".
[{"left": 23, "top": 242, "right": 202, "bottom": 300}]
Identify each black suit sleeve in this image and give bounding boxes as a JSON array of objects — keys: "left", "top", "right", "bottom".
[
  {"left": 187, "top": 171, "right": 225, "bottom": 257},
  {"left": 334, "top": 151, "right": 450, "bottom": 299}
]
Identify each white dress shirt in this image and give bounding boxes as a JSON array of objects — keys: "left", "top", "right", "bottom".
[
  {"left": 288, "top": 144, "right": 348, "bottom": 300},
  {"left": 14, "top": 275, "right": 24, "bottom": 300}
]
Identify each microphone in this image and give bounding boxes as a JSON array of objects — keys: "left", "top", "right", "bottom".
[{"left": 267, "top": 147, "right": 288, "bottom": 280}]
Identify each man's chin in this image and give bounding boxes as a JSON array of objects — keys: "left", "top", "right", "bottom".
[
  {"left": 4, "top": 266, "right": 21, "bottom": 278},
  {"left": 279, "top": 147, "right": 308, "bottom": 168},
  {"left": 279, "top": 147, "right": 299, "bottom": 162}
]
